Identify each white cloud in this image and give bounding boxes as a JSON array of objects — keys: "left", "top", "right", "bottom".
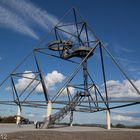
[
  {"left": 15, "top": 71, "right": 36, "bottom": 92},
  {"left": 36, "top": 71, "right": 76, "bottom": 95},
  {"left": 114, "top": 44, "right": 133, "bottom": 54},
  {"left": 111, "top": 110, "right": 140, "bottom": 124},
  {"left": 45, "top": 70, "right": 65, "bottom": 88},
  {"left": 111, "top": 110, "right": 140, "bottom": 114},
  {"left": 0, "top": 0, "right": 95, "bottom": 41},
  {"left": 10, "top": 70, "right": 76, "bottom": 97},
  {"left": 105, "top": 80, "right": 140, "bottom": 98},
  {"left": 0, "top": 0, "right": 59, "bottom": 39},
  {"left": 2, "top": 0, "right": 58, "bottom": 31},
  {"left": 35, "top": 70, "right": 65, "bottom": 92},
  {"left": 111, "top": 114, "right": 140, "bottom": 123},
  {"left": 112, "top": 114, "right": 134, "bottom": 122},
  {"left": 14, "top": 70, "right": 65, "bottom": 93},
  {"left": 62, "top": 86, "right": 75, "bottom": 95},
  {"left": 116, "top": 57, "right": 139, "bottom": 64},
  {"left": 0, "top": 4, "right": 39, "bottom": 40}
]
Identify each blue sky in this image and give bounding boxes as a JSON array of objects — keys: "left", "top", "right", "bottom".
[{"left": 0, "top": 0, "right": 140, "bottom": 125}]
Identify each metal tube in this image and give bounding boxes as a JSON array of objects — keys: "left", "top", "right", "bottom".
[
  {"left": 52, "top": 41, "right": 99, "bottom": 101},
  {"left": 102, "top": 45, "right": 140, "bottom": 95},
  {"left": 106, "top": 110, "right": 111, "bottom": 130},
  {"left": 33, "top": 50, "right": 48, "bottom": 102},
  {"left": 82, "top": 60, "right": 89, "bottom": 96},
  {"left": 99, "top": 43, "right": 109, "bottom": 108}
]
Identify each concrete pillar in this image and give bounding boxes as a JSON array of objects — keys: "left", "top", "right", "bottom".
[
  {"left": 16, "top": 106, "right": 21, "bottom": 125},
  {"left": 70, "top": 122, "right": 73, "bottom": 127},
  {"left": 47, "top": 100, "right": 52, "bottom": 122},
  {"left": 106, "top": 110, "right": 111, "bottom": 130}
]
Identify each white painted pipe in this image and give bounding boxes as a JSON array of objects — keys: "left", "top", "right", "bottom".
[
  {"left": 106, "top": 110, "right": 111, "bottom": 130},
  {"left": 47, "top": 100, "right": 52, "bottom": 121},
  {"left": 70, "top": 122, "right": 73, "bottom": 127},
  {"left": 16, "top": 106, "right": 21, "bottom": 125}
]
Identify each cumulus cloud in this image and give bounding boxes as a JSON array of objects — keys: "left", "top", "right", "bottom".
[
  {"left": 111, "top": 114, "right": 140, "bottom": 123},
  {"left": 112, "top": 114, "right": 134, "bottom": 122},
  {"left": 111, "top": 110, "right": 140, "bottom": 120},
  {"left": 15, "top": 72, "right": 140, "bottom": 98},
  {"left": 14, "top": 70, "right": 65, "bottom": 93},
  {"left": 15, "top": 71, "right": 36, "bottom": 92},
  {"left": 104, "top": 80, "right": 140, "bottom": 98},
  {"left": 111, "top": 110, "right": 140, "bottom": 114},
  {"left": 45, "top": 70, "right": 65, "bottom": 88},
  {"left": 62, "top": 86, "right": 75, "bottom": 95},
  {"left": 35, "top": 70, "right": 65, "bottom": 92},
  {"left": 111, "top": 108, "right": 140, "bottom": 124},
  {"left": 10, "top": 70, "right": 76, "bottom": 97}
]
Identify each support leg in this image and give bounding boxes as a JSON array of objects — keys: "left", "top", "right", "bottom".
[
  {"left": 106, "top": 110, "right": 111, "bottom": 130},
  {"left": 47, "top": 100, "right": 52, "bottom": 122},
  {"left": 16, "top": 106, "right": 21, "bottom": 126},
  {"left": 70, "top": 111, "right": 73, "bottom": 127}
]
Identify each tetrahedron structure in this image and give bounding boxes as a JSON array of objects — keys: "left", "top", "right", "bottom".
[{"left": 0, "top": 8, "right": 140, "bottom": 129}]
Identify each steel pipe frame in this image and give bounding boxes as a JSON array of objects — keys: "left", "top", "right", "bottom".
[{"left": 0, "top": 8, "right": 139, "bottom": 120}]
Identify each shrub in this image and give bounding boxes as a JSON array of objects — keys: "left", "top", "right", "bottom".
[{"left": 115, "top": 123, "right": 126, "bottom": 128}]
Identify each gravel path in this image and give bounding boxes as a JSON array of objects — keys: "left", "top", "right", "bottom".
[
  {"left": 6, "top": 130, "right": 140, "bottom": 140},
  {"left": 0, "top": 124, "right": 140, "bottom": 140}
]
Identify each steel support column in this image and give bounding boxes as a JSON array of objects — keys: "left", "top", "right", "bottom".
[
  {"left": 82, "top": 60, "right": 89, "bottom": 96},
  {"left": 33, "top": 50, "right": 48, "bottom": 102}
]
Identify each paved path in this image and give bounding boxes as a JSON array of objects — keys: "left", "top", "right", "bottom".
[
  {"left": 0, "top": 123, "right": 140, "bottom": 134},
  {"left": 47, "top": 126, "right": 140, "bottom": 132},
  {"left": 0, "top": 123, "right": 35, "bottom": 133}
]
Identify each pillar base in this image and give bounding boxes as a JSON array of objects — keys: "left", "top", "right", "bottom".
[
  {"left": 106, "top": 110, "right": 111, "bottom": 130},
  {"left": 70, "top": 123, "right": 73, "bottom": 127},
  {"left": 16, "top": 106, "right": 21, "bottom": 125},
  {"left": 47, "top": 100, "right": 52, "bottom": 121}
]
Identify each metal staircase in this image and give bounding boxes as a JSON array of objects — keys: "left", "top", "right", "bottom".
[{"left": 41, "top": 92, "right": 80, "bottom": 128}]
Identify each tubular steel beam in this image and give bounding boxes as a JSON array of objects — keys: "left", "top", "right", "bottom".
[
  {"left": 86, "top": 70, "right": 109, "bottom": 108},
  {"left": 33, "top": 50, "right": 49, "bottom": 102},
  {"left": 18, "top": 74, "right": 40, "bottom": 98},
  {"left": 23, "top": 82, "right": 41, "bottom": 102},
  {"left": 1, "top": 100, "right": 139, "bottom": 104},
  {"left": 0, "top": 52, "right": 33, "bottom": 88},
  {"left": 0, "top": 8, "right": 140, "bottom": 124},
  {"left": 11, "top": 76, "right": 22, "bottom": 111},
  {"left": 73, "top": 8, "right": 82, "bottom": 45},
  {"left": 99, "top": 42, "right": 109, "bottom": 108},
  {"left": 52, "top": 41, "right": 99, "bottom": 102},
  {"left": 36, "top": 49, "right": 79, "bottom": 64},
  {"left": 102, "top": 44, "right": 140, "bottom": 96},
  {"left": 82, "top": 59, "right": 89, "bottom": 96}
]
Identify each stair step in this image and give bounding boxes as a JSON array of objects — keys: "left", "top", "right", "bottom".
[{"left": 42, "top": 92, "right": 80, "bottom": 128}]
